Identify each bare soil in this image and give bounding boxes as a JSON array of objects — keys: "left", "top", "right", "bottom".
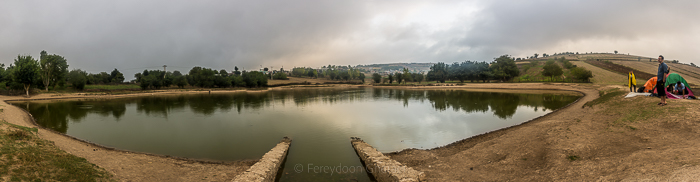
[{"left": 386, "top": 83, "right": 700, "bottom": 181}]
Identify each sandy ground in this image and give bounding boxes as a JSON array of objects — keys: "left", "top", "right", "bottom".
[{"left": 387, "top": 83, "right": 700, "bottom": 181}]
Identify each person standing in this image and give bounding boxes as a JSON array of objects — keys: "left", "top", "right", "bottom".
[
  {"left": 628, "top": 71, "right": 636, "bottom": 92},
  {"left": 657, "top": 55, "right": 669, "bottom": 106}
]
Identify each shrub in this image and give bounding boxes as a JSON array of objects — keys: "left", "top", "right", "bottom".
[
  {"left": 542, "top": 60, "right": 563, "bottom": 81},
  {"left": 570, "top": 67, "right": 593, "bottom": 82},
  {"left": 68, "top": 69, "right": 87, "bottom": 90},
  {"left": 273, "top": 72, "right": 288, "bottom": 80}
]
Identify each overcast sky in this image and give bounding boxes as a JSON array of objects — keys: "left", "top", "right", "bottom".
[{"left": 1, "top": 0, "right": 698, "bottom": 77}]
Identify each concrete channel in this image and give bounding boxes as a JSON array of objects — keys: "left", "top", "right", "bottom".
[
  {"left": 351, "top": 137, "right": 425, "bottom": 182},
  {"left": 232, "top": 137, "right": 291, "bottom": 182}
]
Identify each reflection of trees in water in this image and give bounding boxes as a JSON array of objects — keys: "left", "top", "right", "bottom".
[
  {"left": 419, "top": 90, "right": 579, "bottom": 119},
  {"left": 17, "top": 89, "right": 579, "bottom": 133},
  {"left": 135, "top": 97, "right": 186, "bottom": 117},
  {"left": 16, "top": 100, "right": 126, "bottom": 133}
]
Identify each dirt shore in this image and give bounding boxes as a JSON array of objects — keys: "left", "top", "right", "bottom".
[
  {"left": 2, "top": 83, "right": 698, "bottom": 181},
  {"left": 387, "top": 83, "right": 700, "bottom": 181}
]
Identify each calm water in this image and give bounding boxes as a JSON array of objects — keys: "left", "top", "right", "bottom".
[{"left": 12, "top": 88, "right": 579, "bottom": 181}]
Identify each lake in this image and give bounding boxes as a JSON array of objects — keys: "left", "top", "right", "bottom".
[{"left": 11, "top": 87, "right": 580, "bottom": 181}]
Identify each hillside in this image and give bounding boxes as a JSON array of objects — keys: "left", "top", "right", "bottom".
[
  {"left": 516, "top": 59, "right": 627, "bottom": 85},
  {"left": 518, "top": 53, "right": 699, "bottom": 86},
  {"left": 570, "top": 61, "right": 627, "bottom": 85},
  {"left": 356, "top": 63, "right": 434, "bottom": 73},
  {"left": 612, "top": 61, "right": 700, "bottom": 85},
  {"left": 520, "top": 53, "right": 659, "bottom": 62}
]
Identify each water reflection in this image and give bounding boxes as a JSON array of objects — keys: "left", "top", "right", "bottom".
[{"left": 15, "top": 88, "right": 579, "bottom": 133}]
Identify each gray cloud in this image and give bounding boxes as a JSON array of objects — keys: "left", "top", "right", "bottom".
[
  {"left": 1, "top": 0, "right": 698, "bottom": 79},
  {"left": 452, "top": 0, "right": 700, "bottom": 60}
]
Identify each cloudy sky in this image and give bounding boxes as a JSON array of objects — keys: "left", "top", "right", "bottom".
[{"left": 1, "top": 0, "right": 698, "bottom": 76}]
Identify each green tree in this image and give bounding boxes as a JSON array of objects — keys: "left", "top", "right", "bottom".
[
  {"left": 242, "top": 71, "right": 267, "bottom": 87},
  {"left": 273, "top": 72, "right": 288, "bottom": 80},
  {"left": 614, "top": 50, "right": 618, "bottom": 54},
  {"left": 219, "top": 69, "right": 228, "bottom": 77},
  {"left": 388, "top": 74, "right": 394, "bottom": 84},
  {"left": 427, "top": 62, "right": 448, "bottom": 83},
  {"left": 372, "top": 73, "right": 382, "bottom": 83},
  {"left": 412, "top": 73, "right": 424, "bottom": 83},
  {"left": 39, "top": 51, "right": 69, "bottom": 91},
  {"left": 187, "top": 67, "right": 216, "bottom": 88},
  {"left": 292, "top": 67, "right": 306, "bottom": 77},
  {"left": 307, "top": 69, "right": 318, "bottom": 78},
  {"left": 570, "top": 67, "right": 593, "bottom": 82},
  {"left": 490, "top": 55, "right": 520, "bottom": 82},
  {"left": 395, "top": 72, "right": 403, "bottom": 84},
  {"left": 233, "top": 66, "right": 241, "bottom": 76},
  {"left": 214, "top": 75, "right": 231, "bottom": 88},
  {"left": 110, "top": 68, "right": 125, "bottom": 83},
  {"left": 12, "top": 55, "right": 40, "bottom": 96},
  {"left": 475, "top": 62, "right": 493, "bottom": 83},
  {"left": 402, "top": 68, "right": 412, "bottom": 83},
  {"left": 174, "top": 75, "right": 188, "bottom": 88},
  {"left": 67, "top": 69, "right": 87, "bottom": 90},
  {"left": 358, "top": 73, "right": 365, "bottom": 83},
  {"left": 328, "top": 70, "right": 338, "bottom": 80},
  {"left": 534, "top": 53, "right": 539, "bottom": 58},
  {"left": 448, "top": 62, "right": 469, "bottom": 83},
  {"left": 542, "top": 60, "right": 563, "bottom": 81},
  {"left": 231, "top": 76, "right": 245, "bottom": 87},
  {"left": 339, "top": 71, "right": 350, "bottom": 81}
]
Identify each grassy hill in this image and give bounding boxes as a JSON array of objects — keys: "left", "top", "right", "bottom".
[
  {"left": 518, "top": 53, "right": 699, "bottom": 86},
  {"left": 520, "top": 53, "right": 659, "bottom": 62},
  {"left": 356, "top": 63, "right": 434, "bottom": 73},
  {"left": 612, "top": 61, "right": 700, "bottom": 86}
]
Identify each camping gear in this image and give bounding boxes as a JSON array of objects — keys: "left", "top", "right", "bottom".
[
  {"left": 643, "top": 77, "right": 657, "bottom": 93},
  {"left": 664, "top": 73, "right": 694, "bottom": 99},
  {"left": 665, "top": 73, "right": 690, "bottom": 89},
  {"left": 625, "top": 92, "right": 651, "bottom": 98}
]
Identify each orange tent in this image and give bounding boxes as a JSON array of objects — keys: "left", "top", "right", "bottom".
[{"left": 643, "top": 77, "right": 657, "bottom": 93}]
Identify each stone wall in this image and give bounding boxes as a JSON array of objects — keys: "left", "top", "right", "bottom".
[
  {"left": 351, "top": 137, "right": 425, "bottom": 182},
  {"left": 232, "top": 137, "right": 291, "bottom": 182}
]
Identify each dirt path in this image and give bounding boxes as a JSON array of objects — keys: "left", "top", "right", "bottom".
[
  {"left": 387, "top": 83, "right": 700, "bottom": 181},
  {"left": 0, "top": 91, "right": 256, "bottom": 181}
]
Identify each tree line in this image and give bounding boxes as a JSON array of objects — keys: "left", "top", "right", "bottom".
[
  {"left": 426, "top": 55, "right": 521, "bottom": 83},
  {"left": 370, "top": 68, "right": 424, "bottom": 84},
  {"left": 133, "top": 66, "right": 269, "bottom": 90},
  {"left": 1, "top": 51, "right": 73, "bottom": 96},
  {"left": 2, "top": 51, "right": 274, "bottom": 96},
  {"left": 290, "top": 65, "right": 366, "bottom": 82}
]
